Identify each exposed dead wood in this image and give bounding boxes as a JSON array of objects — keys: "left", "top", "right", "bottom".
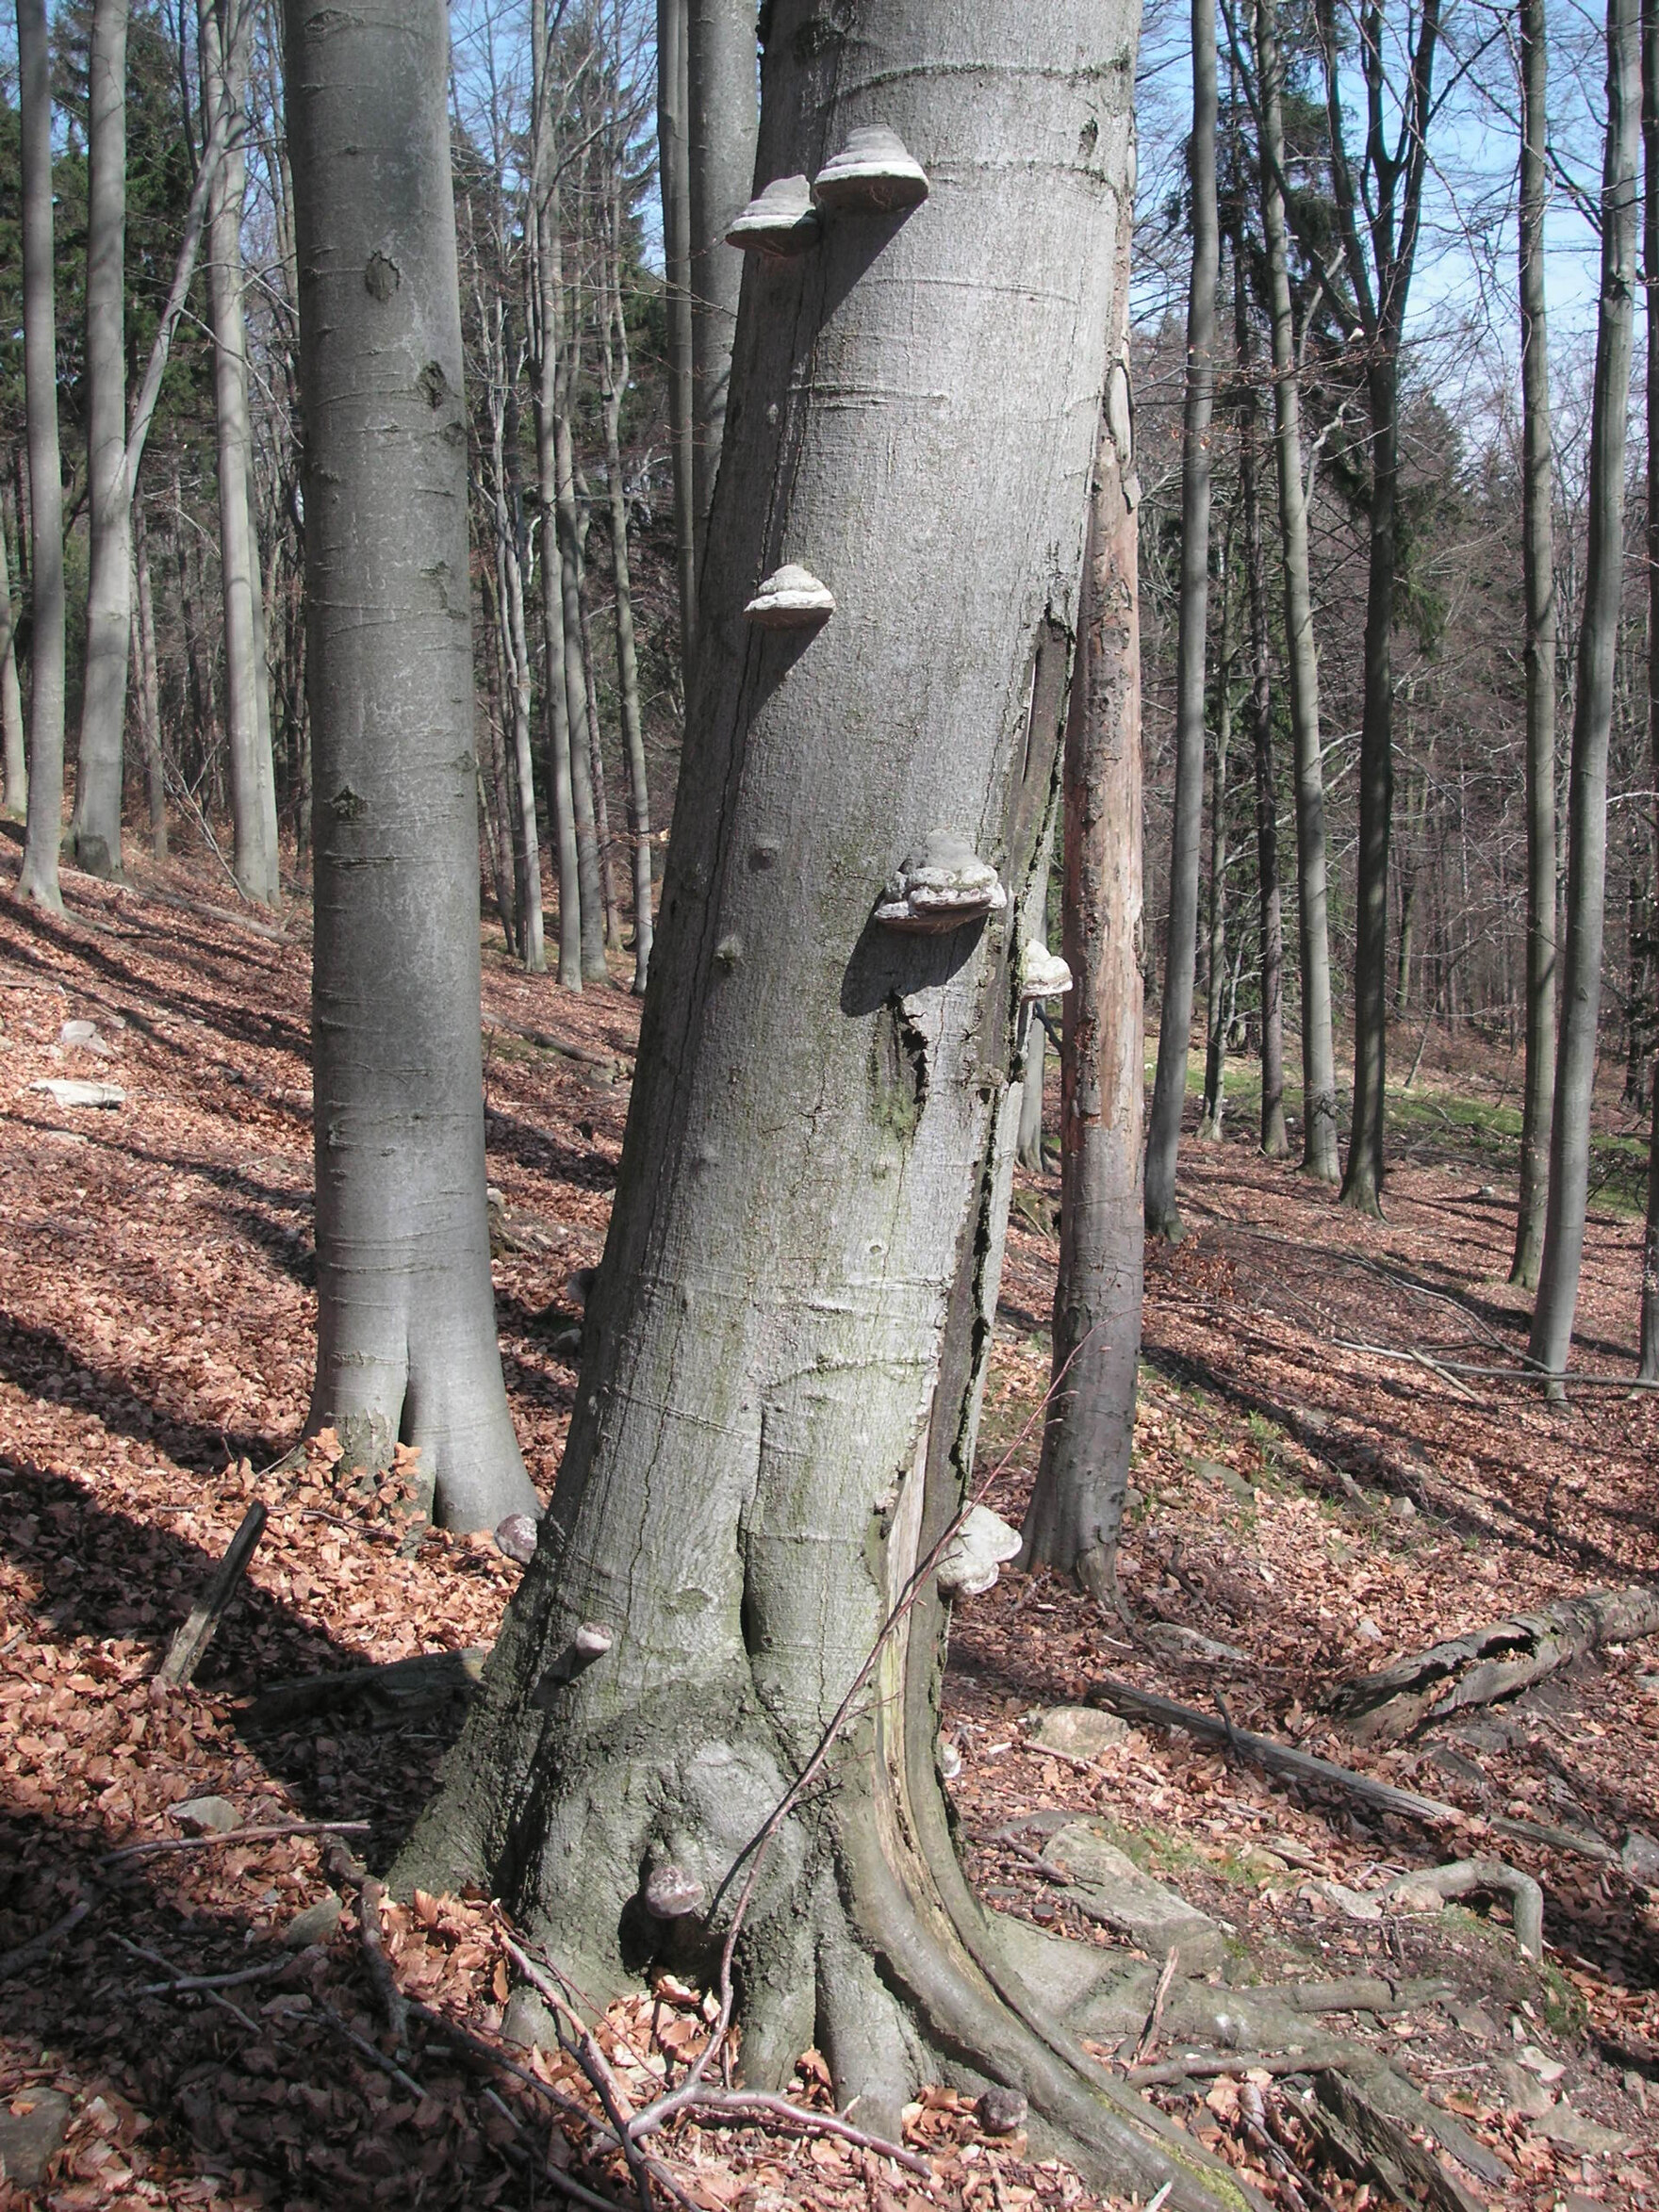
[
  {"left": 100, "top": 1818, "right": 370, "bottom": 1865},
  {"left": 1087, "top": 1676, "right": 1464, "bottom": 1827},
  {"left": 243, "top": 1647, "right": 488, "bottom": 1730},
  {"left": 0, "top": 1898, "right": 93, "bottom": 1981},
  {"left": 1291, "top": 2069, "right": 1489, "bottom": 2212},
  {"left": 1490, "top": 1811, "right": 1619, "bottom": 1863},
  {"left": 156, "top": 1503, "right": 268, "bottom": 1687},
  {"left": 1323, "top": 1583, "right": 1659, "bottom": 1741},
  {"left": 483, "top": 1010, "right": 626, "bottom": 1079}
]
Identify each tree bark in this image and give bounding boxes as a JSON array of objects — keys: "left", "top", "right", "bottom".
[
  {"left": 1021, "top": 236, "right": 1144, "bottom": 1603},
  {"left": 1198, "top": 530, "right": 1232, "bottom": 1143},
  {"left": 1529, "top": 0, "right": 1639, "bottom": 1385},
  {"left": 396, "top": 15, "right": 1242, "bottom": 2202},
  {"left": 1252, "top": 0, "right": 1338, "bottom": 1179},
  {"left": 687, "top": 0, "right": 758, "bottom": 561},
  {"left": 0, "top": 471, "right": 26, "bottom": 819},
  {"left": 201, "top": 0, "right": 280, "bottom": 907},
  {"left": 69, "top": 0, "right": 132, "bottom": 882},
  {"left": 1144, "top": 0, "right": 1220, "bottom": 1241},
  {"left": 132, "top": 499, "right": 168, "bottom": 858},
  {"left": 1640, "top": 0, "right": 1658, "bottom": 1380},
  {"left": 285, "top": 0, "right": 540, "bottom": 1532},
  {"left": 658, "top": 0, "right": 698, "bottom": 671},
  {"left": 16, "top": 0, "right": 66, "bottom": 912}
]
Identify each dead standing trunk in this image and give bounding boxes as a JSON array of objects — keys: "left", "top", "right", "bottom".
[
  {"left": 397, "top": 13, "right": 1245, "bottom": 2201},
  {"left": 1020, "top": 237, "right": 1144, "bottom": 1603},
  {"left": 16, "top": 0, "right": 66, "bottom": 911},
  {"left": 285, "top": 0, "right": 540, "bottom": 1532},
  {"left": 1143, "top": 0, "right": 1220, "bottom": 1241},
  {"left": 1529, "top": 0, "right": 1639, "bottom": 1386}
]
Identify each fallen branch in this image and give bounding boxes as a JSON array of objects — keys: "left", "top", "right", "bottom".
[
  {"left": 0, "top": 1899, "right": 93, "bottom": 1981},
  {"left": 1087, "top": 1677, "right": 1464, "bottom": 1827},
  {"left": 138, "top": 1956, "right": 297, "bottom": 1995},
  {"left": 1322, "top": 1583, "right": 1659, "bottom": 1741},
  {"left": 156, "top": 1502, "right": 268, "bottom": 1688},
  {"left": 100, "top": 1818, "right": 370, "bottom": 1865},
  {"left": 501, "top": 1935, "right": 657, "bottom": 2212},
  {"left": 1490, "top": 1811, "right": 1619, "bottom": 1864},
  {"left": 243, "top": 1647, "right": 487, "bottom": 1729},
  {"left": 483, "top": 1011, "right": 624, "bottom": 1079},
  {"left": 114, "top": 1935, "right": 260, "bottom": 2033},
  {"left": 323, "top": 1837, "right": 409, "bottom": 2044}
]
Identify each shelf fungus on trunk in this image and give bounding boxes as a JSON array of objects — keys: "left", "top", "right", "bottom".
[
  {"left": 874, "top": 832, "right": 1008, "bottom": 934},
  {"left": 813, "top": 125, "right": 930, "bottom": 216},
  {"left": 726, "top": 173, "right": 822, "bottom": 255},
  {"left": 1020, "top": 941, "right": 1074, "bottom": 1002},
  {"left": 744, "top": 564, "right": 836, "bottom": 629},
  {"left": 936, "top": 1504, "right": 1023, "bottom": 1597},
  {"left": 642, "top": 1862, "right": 705, "bottom": 1921}
]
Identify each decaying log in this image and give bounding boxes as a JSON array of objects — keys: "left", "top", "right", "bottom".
[
  {"left": 1291, "top": 2070, "right": 1490, "bottom": 2212},
  {"left": 1087, "top": 1676, "right": 1464, "bottom": 1827},
  {"left": 244, "top": 1647, "right": 487, "bottom": 1730},
  {"left": 1322, "top": 1583, "right": 1659, "bottom": 1742},
  {"left": 156, "top": 1503, "right": 268, "bottom": 1688}
]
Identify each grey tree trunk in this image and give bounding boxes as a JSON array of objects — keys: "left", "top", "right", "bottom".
[
  {"left": 1198, "top": 531, "right": 1232, "bottom": 1143},
  {"left": 1252, "top": 0, "right": 1337, "bottom": 1178},
  {"left": 400, "top": 13, "right": 1240, "bottom": 2200},
  {"left": 132, "top": 500, "right": 168, "bottom": 857},
  {"left": 69, "top": 0, "right": 131, "bottom": 882},
  {"left": 658, "top": 0, "right": 698, "bottom": 669},
  {"left": 1143, "top": 0, "right": 1220, "bottom": 1240},
  {"left": 1021, "top": 237, "right": 1145, "bottom": 1603},
  {"left": 0, "top": 478, "right": 26, "bottom": 819},
  {"left": 1528, "top": 0, "right": 1639, "bottom": 1385},
  {"left": 285, "top": 0, "right": 540, "bottom": 1532},
  {"left": 686, "top": 0, "right": 758, "bottom": 559},
  {"left": 1511, "top": 0, "right": 1558, "bottom": 1287},
  {"left": 16, "top": 0, "right": 66, "bottom": 912},
  {"left": 1014, "top": 824, "right": 1056, "bottom": 1174},
  {"left": 577, "top": 548, "right": 624, "bottom": 952},
  {"left": 1239, "top": 275, "right": 1287, "bottom": 1157},
  {"left": 201, "top": 0, "right": 281, "bottom": 908},
  {"left": 1644, "top": 0, "right": 1659, "bottom": 1381}
]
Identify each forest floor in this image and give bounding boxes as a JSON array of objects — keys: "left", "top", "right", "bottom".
[{"left": 1, "top": 847, "right": 1656, "bottom": 2212}]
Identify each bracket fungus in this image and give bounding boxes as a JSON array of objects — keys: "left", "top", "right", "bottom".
[
  {"left": 642, "top": 1862, "right": 705, "bottom": 1920},
  {"left": 1019, "top": 941, "right": 1074, "bottom": 1003},
  {"left": 744, "top": 564, "right": 836, "bottom": 629},
  {"left": 874, "top": 833, "right": 1008, "bottom": 934},
  {"left": 812, "top": 125, "right": 930, "bottom": 216},
  {"left": 726, "top": 174, "right": 821, "bottom": 256},
  {"left": 936, "top": 1505, "right": 1023, "bottom": 1598}
]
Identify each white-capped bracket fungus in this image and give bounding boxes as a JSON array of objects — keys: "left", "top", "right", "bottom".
[
  {"left": 532, "top": 1619, "right": 615, "bottom": 1705},
  {"left": 743, "top": 563, "right": 835, "bottom": 630},
  {"left": 874, "top": 832, "right": 1009, "bottom": 934},
  {"left": 1019, "top": 941, "right": 1074, "bottom": 1003},
  {"left": 935, "top": 1505, "right": 1023, "bottom": 1598},
  {"left": 812, "top": 125, "right": 930, "bottom": 216},
  {"left": 493, "top": 1512, "right": 539, "bottom": 1565},
  {"left": 642, "top": 1862, "right": 705, "bottom": 1920},
  {"left": 725, "top": 173, "right": 821, "bottom": 256}
]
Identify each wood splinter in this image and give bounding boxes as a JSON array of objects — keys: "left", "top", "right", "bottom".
[{"left": 156, "top": 1501, "right": 267, "bottom": 1688}]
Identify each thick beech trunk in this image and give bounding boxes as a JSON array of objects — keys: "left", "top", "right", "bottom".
[
  {"left": 1529, "top": 0, "right": 1639, "bottom": 1385},
  {"left": 686, "top": 0, "right": 758, "bottom": 558},
  {"left": 16, "top": 0, "right": 65, "bottom": 911},
  {"left": 1144, "top": 0, "right": 1220, "bottom": 1241},
  {"left": 286, "top": 0, "right": 539, "bottom": 1532},
  {"left": 70, "top": 0, "right": 131, "bottom": 881},
  {"left": 399, "top": 13, "right": 1244, "bottom": 2201},
  {"left": 0, "top": 477, "right": 26, "bottom": 819},
  {"left": 658, "top": 0, "right": 698, "bottom": 667},
  {"left": 1021, "top": 247, "right": 1144, "bottom": 1602},
  {"left": 1253, "top": 0, "right": 1337, "bottom": 1178},
  {"left": 1640, "top": 0, "right": 1658, "bottom": 1380},
  {"left": 201, "top": 0, "right": 281, "bottom": 907}
]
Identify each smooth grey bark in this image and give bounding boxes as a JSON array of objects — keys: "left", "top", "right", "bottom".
[
  {"left": 530, "top": 2, "right": 584, "bottom": 990},
  {"left": 1198, "top": 529, "right": 1232, "bottom": 1142},
  {"left": 16, "top": 0, "right": 65, "bottom": 911},
  {"left": 1511, "top": 0, "right": 1558, "bottom": 1287},
  {"left": 1238, "top": 258, "right": 1288, "bottom": 1158},
  {"left": 398, "top": 13, "right": 1240, "bottom": 2200},
  {"left": 69, "top": 0, "right": 131, "bottom": 881},
  {"left": 1143, "top": 0, "right": 1220, "bottom": 1241},
  {"left": 1021, "top": 239, "right": 1145, "bottom": 1603},
  {"left": 1528, "top": 0, "right": 1639, "bottom": 1385},
  {"left": 1644, "top": 0, "right": 1659, "bottom": 1381},
  {"left": 658, "top": 0, "right": 698, "bottom": 668},
  {"left": 132, "top": 500, "right": 168, "bottom": 857},
  {"left": 1252, "top": 0, "right": 1338, "bottom": 1179},
  {"left": 686, "top": 0, "right": 758, "bottom": 560},
  {"left": 1323, "top": 0, "right": 1442, "bottom": 1216},
  {"left": 576, "top": 541, "right": 624, "bottom": 952},
  {"left": 0, "top": 477, "right": 26, "bottom": 818},
  {"left": 201, "top": 0, "right": 280, "bottom": 907},
  {"left": 285, "top": 0, "right": 539, "bottom": 1532}
]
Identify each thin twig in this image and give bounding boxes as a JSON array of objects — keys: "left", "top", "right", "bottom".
[
  {"left": 114, "top": 1935, "right": 261, "bottom": 2032},
  {"left": 642, "top": 2088, "right": 929, "bottom": 2177},
  {"left": 0, "top": 1899, "right": 93, "bottom": 1981},
  {"left": 1133, "top": 1949, "right": 1179, "bottom": 2066},
  {"left": 501, "top": 1936, "right": 656, "bottom": 2212},
  {"left": 101, "top": 1818, "right": 370, "bottom": 1865},
  {"left": 138, "top": 1955, "right": 297, "bottom": 1995}
]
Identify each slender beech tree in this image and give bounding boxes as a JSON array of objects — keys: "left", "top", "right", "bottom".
[
  {"left": 1197, "top": 525, "right": 1233, "bottom": 1141},
  {"left": 132, "top": 500, "right": 168, "bottom": 858},
  {"left": 1246, "top": 0, "right": 1339, "bottom": 1177},
  {"left": 1528, "top": 0, "right": 1639, "bottom": 1385},
  {"left": 16, "top": 0, "right": 66, "bottom": 912},
  {"left": 1644, "top": 0, "right": 1659, "bottom": 1382},
  {"left": 285, "top": 0, "right": 540, "bottom": 1531},
  {"left": 400, "top": 11, "right": 1244, "bottom": 2198},
  {"left": 1021, "top": 226, "right": 1145, "bottom": 1604},
  {"left": 69, "top": 0, "right": 131, "bottom": 879},
  {"left": 201, "top": 0, "right": 281, "bottom": 906},
  {"left": 686, "top": 0, "right": 758, "bottom": 556},
  {"left": 1322, "top": 0, "right": 1442, "bottom": 1215},
  {"left": 0, "top": 496, "right": 25, "bottom": 818},
  {"left": 1144, "top": 0, "right": 1221, "bottom": 1240},
  {"left": 658, "top": 0, "right": 698, "bottom": 664},
  {"left": 1510, "top": 0, "right": 1558, "bottom": 1287}
]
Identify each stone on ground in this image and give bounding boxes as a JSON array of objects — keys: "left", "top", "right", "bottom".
[
  {"left": 1041, "top": 1820, "right": 1226, "bottom": 1973},
  {"left": 0, "top": 2089, "right": 72, "bottom": 2188}
]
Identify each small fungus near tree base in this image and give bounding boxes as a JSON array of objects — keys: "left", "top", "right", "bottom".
[
  {"left": 744, "top": 564, "right": 836, "bottom": 628},
  {"left": 813, "top": 125, "right": 930, "bottom": 215},
  {"left": 874, "top": 831, "right": 1008, "bottom": 933},
  {"left": 726, "top": 174, "right": 822, "bottom": 255}
]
